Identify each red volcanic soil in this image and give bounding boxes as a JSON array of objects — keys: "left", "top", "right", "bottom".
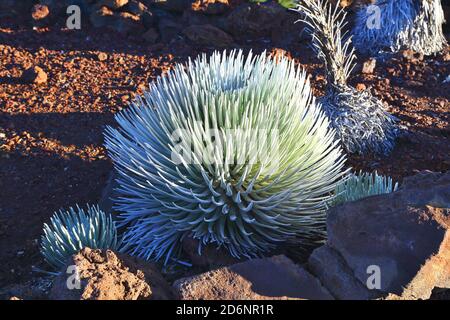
[{"left": 0, "top": 24, "right": 449, "bottom": 290}]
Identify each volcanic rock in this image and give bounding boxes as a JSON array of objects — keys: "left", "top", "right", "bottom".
[
  {"left": 191, "top": 0, "right": 229, "bottom": 15},
  {"left": 49, "top": 248, "right": 173, "bottom": 300},
  {"left": 142, "top": 28, "right": 159, "bottom": 43},
  {"left": 310, "top": 171, "right": 450, "bottom": 300},
  {"left": 112, "top": 12, "right": 144, "bottom": 35},
  {"left": 90, "top": 6, "right": 115, "bottom": 28},
  {"left": 183, "top": 24, "right": 233, "bottom": 47},
  {"left": 174, "top": 255, "right": 333, "bottom": 300},
  {"left": 124, "top": 0, "right": 148, "bottom": 15},
  {"left": 158, "top": 18, "right": 183, "bottom": 42},
  {"left": 31, "top": 4, "right": 50, "bottom": 21},
  {"left": 155, "top": 0, "right": 195, "bottom": 12},
  {"left": 308, "top": 245, "right": 377, "bottom": 300},
  {"left": 223, "top": 1, "right": 306, "bottom": 45},
  {"left": 98, "top": 0, "right": 129, "bottom": 9},
  {"left": 224, "top": 2, "right": 286, "bottom": 38},
  {"left": 22, "top": 66, "right": 48, "bottom": 85}
]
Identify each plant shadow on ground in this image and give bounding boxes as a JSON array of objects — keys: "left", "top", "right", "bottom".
[
  {"left": 0, "top": 112, "right": 114, "bottom": 148},
  {"left": 0, "top": 149, "right": 111, "bottom": 287}
]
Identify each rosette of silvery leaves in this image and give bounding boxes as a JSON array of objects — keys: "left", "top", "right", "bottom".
[
  {"left": 104, "top": 50, "right": 348, "bottom": 263},
  {"left": 40, "top": 205, "right": 120, "bottom": 269}
]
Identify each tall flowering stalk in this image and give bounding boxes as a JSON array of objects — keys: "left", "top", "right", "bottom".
[{"left": 294, "top": 0, "right": 398, "bottom": 155}]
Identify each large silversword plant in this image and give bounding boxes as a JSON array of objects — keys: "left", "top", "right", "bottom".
[
  {"left": 294, "top": 0, "right": 398, "bottom": 155},
  {"left": 104, "top": 50, "right": 347, "bottom": 263},
  {"left": 353, "top": 0, "right": 447, "bottom": 56}
]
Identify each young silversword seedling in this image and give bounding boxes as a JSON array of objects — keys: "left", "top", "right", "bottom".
[
  {"left": 353, "top": 0, "right": 447, "bottom": 56},
  {"left": 40, "top": 204, "right": 120, "bottom": 270},
  {"left": 294, "top": 0, "right": 398, "bottom": 155},
  {"left": 105, "top": 50, "right": 347, "bottom": 263},
  {"left": 333, "top": 171, "right": 399, "bottom": 206}
]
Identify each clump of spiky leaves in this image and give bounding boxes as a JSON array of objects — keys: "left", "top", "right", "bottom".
[
  {"left": 320, "top": 86, "right": 398, "bottom": 154},
  {"left": 40, "top": 205, "right": 120, "bottom": 270},
  {"left": 353, "top": 0, "right": 447, "bottom": 56},
  {"left": 294, "top": 0, "right": 398, "bottom": 155},
  {"left": 104, "top": 50, "right": 347, "bottom": 263},
  {"left": 333, "top": 171, "right": 399, "bottom": 206}
]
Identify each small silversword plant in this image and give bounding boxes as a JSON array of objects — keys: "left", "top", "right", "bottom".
[
  {"left": 333, "top": 171, "right": 399, "bottom": 206},
  {"left": 40, "top": 204, "right": 119, "bottom": 269}
]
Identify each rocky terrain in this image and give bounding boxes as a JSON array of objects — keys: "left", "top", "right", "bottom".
[
  {"left": 0, "top": 0, "right": 449, "bottom": 299},
  {"left": 2, "top": 171, "right": 450, "bottom": 300}
]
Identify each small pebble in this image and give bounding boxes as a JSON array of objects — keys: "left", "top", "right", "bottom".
[
  {"left": 97, "top": 52, "right": 108, "bottom": 62},
  {"left": 356, "top": 83, "right": 366, "bottom": 91},
  {"left": 362, "top": 58, "right": 376, "bottom": 74},
  {"left": 22, "top": 66, "right": 48, "bottom": 85}
]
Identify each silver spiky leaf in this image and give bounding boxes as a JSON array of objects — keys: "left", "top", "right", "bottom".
[
  {"left": 333, "top": 171, "right": 399, "bottom": 206},
  {"left": 353, "top": 0, "right": 447, "bottom": 56},
  {"left": 104, "top": 50, "right": 347, "bottom": 263},
  {"left": 40, "top": 205, "right": 120, "bottom": 270},
  {"left": 294, "top": 0, "right": 398, "bottom": 155}
]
